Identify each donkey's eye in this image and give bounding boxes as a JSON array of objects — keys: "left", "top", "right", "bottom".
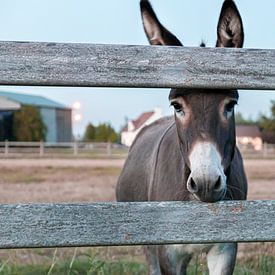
[
  {"left": 225, "top": 101, "right": 237, "bottom": 112},
  {"left": 224, "top": 100, "right": 237, "bottom": 119},
  {"left": 171, "top": 102, "right": 185, "bottom": 116}
]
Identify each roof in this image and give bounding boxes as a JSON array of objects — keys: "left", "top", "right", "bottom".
[
  {"left": 0, "top": 91, "right": 67, "bottom": 109},
  {"left": 0, "top": 97, "right": 21, "bottom": 110},
  {"left": 236, "top": 125, "right": 262, "bottom": 138},
  {"left": 132, "top": 111, "right": 155, "bottom": 130}
]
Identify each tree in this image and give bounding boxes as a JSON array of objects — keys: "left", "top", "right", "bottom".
[
  {"left": 95, "top": 123, "right": 119, "bottom": 143},
  {"left": 258, "top": 100, "right": 275, "bottom": 143},
  {"left": 13, "top": 105, "right": 47, "bottom": 141},
  {"left": 83, "top": 122, "right": 119, "bottom": 143},
  {"left": 83, "top": 123, "right": 96, "bottom": 141},
  {"left": 235, "top": 112, "right": 255, "bottom": 125}
]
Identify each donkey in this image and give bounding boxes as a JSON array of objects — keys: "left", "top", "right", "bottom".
[{"left": 116, "top": 0, "right": 247, "bottom": 274}]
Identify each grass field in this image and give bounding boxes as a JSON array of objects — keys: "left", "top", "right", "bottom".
[
  {"left": 0, "top": 158, "right": 274, "bottom": 274},
  {"left": 0, "top": 247, "right": 273, "bottom": 274}
]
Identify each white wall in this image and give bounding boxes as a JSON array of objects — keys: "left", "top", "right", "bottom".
[{"left": 121, "top": 108, "right": 163, "bottom": 147}]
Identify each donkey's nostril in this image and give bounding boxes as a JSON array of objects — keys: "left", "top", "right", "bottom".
[
  {"left": 214, "top": 176, "right": 222, "bottom": 191},
  {"left": 189, "top": 177, "right": 198, "bottom": 192}
]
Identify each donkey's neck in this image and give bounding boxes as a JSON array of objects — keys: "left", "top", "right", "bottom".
[{"left": 149, "top": 122, "right": 191, "bottom": 201}]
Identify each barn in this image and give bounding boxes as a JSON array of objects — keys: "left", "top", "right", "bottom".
[{"left": 0, "top": 91, "right": 72, "bottom": 142}]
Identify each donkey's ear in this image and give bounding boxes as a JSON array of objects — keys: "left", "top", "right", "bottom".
[
  {"left": 216, "top": 0, "right": 244, "bottom": 48},
  {"left": 140, "top": 0, "right": 182, "bottom": 46}
]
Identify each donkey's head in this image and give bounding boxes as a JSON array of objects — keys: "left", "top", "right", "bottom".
[{"left": 140, "top": 0, "right": 244, "bottom": 202}]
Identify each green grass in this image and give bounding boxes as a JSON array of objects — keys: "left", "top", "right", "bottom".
[
  {"left": 234, "top": 255, "right": 275, "bottom": 275},
  {"left": 0, "top": 254, "right": 273, "bottom": 275},
  {"left": 0, "top": 258, "right": 147, "bottom": 275}
]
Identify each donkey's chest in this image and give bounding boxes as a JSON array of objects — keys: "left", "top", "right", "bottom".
[{"left": 165, "top": 244, "right": 213, "bottom": 261}]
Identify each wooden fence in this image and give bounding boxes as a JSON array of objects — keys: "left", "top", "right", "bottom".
[
  {"left": 1, "top": 141, "right": 274, "bottom": 158},
  {"left": 1, "top": 42, "right": 275, "bottom": 90},
  {"left": 0, "top": 201, "right": 274, "bottom": 249},
  {"left": 0, "top": 141, "right": 128, "bottom": 157},
  {"left": 0, "top": 41, "right": 274, "bottom": 249}
]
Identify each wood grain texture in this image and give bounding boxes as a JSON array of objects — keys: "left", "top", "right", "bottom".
[
  {"left": 0, "top": 41, "right": 275, "bottom": 89},
  {"left": 0, "top": 201, "right": 274, "bottom": 248}
]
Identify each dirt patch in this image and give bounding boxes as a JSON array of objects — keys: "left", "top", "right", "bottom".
[
  {"left": 0, "top": 159, "right": 125, "bottom": 203},
  {"left": 0, "top": 166, "right": 121, "bottom": 203},
  {"left": 243, "top": 159, "right": 275, "bottom": 200},
  {"left": 0, "top": 157, "right": 273, "bottom": 266},
  {"left": 0, "top": 158, "right": 274, "bottom": 203}
]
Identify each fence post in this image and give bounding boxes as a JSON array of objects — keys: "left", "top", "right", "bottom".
[
  {"left": 39, "top": 141, "right": 44, "bottom": 156},
  {"left": 74, "top": 141, "right": 78, "bottom": 156},
  {"left": 107, "top": 142, "right": 112, "bottom": 156},
  {"left": 4, "top": 140, "right": 9, "bottom": 156}
]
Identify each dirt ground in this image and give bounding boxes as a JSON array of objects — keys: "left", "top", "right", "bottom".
[
  {"left": 0, "top": 159, "right": 123, "bottom": 203},
  {"left": 0, "top": 157, "right": 273, "bottom": 266},
  {"left": 0, "top": 158, "right": 274, "bottom": 203}
]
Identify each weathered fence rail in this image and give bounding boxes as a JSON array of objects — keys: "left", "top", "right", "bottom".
[
  {"left": 0, "top": 201, "right": 274, "bottom": 249},
  {"left": 1, "top": 41, "right": 275, "bottom": 89}
]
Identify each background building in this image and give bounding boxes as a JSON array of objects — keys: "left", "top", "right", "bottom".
[
  {"left": 236, "top": 125, "right": 263, "bottom": 151},
  {"left": 0, "top": 91, "right": 72, "bottom": 142},
  {"left": 121, "top": 108, "right": 162, "bottom": 147}
]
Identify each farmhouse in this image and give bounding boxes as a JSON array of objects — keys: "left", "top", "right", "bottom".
[
  {"left": 0, "top": 91, "right": 72, "bottom": 142},
  {"left": 236, "top": 125, "right": 263, "bottom": 151},
  {"left": 121, "top": 108, "right": 162, "bottom": 147}
]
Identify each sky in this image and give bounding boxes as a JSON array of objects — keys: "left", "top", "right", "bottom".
[{"left": 0, "top": 0, "right": 275, "bottom": 136}]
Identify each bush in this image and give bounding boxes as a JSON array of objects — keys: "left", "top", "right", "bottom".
[{"left": 13, "top": 105, "right": 47, "bottom": 141}]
